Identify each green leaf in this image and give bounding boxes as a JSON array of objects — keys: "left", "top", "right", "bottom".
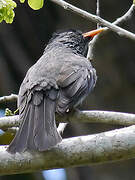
[
  {"left": 0, "top": 0, "right": 16, "bottom": 23},
  {"left": 28, "top": 0, "right": 44, "bottom": 10},
  {"left": 20, "top": 0, "right": 25, "bottom": 3}
]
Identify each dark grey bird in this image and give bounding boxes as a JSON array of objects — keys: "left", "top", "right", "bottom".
[{"left": 7, "top": 28, "right": 104, "bottom": 153}]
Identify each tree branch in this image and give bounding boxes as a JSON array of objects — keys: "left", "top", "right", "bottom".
[
  {"left": 1, "top": 124, "right": 135, "bottom": 175},
  {"left": 69, "top": 110, "right": 135, "bottom": 126},
  {"left": 113, "top": 4, "right": 135, "bottom": 26},
  {"left": 50, "top": 0, "right": 135, "bottom": 41},
  {"left": 0, "top": 94, "right": 18, "bottom": 104},
  {"left": 0, "top": 115, "right": 19, "bottom": 129},
  {"left": 1, "top": 111, "right": 135, "bottom": 130},
  {"left": 87, "top": 3, "right": 135, "bottom": 60},
  {"left": 87, "top": 0, "right": 100, "bottom": 60}
]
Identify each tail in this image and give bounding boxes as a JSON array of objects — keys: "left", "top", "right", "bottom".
[{"left": 7, "top": 90, "right": 62, "bottom": 153}]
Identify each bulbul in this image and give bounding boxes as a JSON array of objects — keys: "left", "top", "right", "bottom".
[{"left": 7, "top": 28, "right": 104, "bottom": 153}]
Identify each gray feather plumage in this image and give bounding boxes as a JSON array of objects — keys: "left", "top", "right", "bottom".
[{"left": 7, "top": 30, "right": 97, "bottom": 153}]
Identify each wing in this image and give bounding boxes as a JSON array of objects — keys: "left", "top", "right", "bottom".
[{"left": 56, "top": 57, "right": 97, "bottom": 114}]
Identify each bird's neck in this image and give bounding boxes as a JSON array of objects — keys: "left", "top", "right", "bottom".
[{"left": 45, "top": 41, "right": 87, "bottom": 57}]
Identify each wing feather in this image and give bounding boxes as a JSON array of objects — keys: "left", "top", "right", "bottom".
[{"left": 56, "top": 64, "right": 96, "bottom": 114}]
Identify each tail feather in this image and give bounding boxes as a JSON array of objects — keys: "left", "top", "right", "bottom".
[
  {"left": 7, "top": 104, "right": 31, "bottom": 153},
  {"left": 25, "top": 104, "right": 36, "bottom": 150},
  {"left": 7, "top": 92, "right": 62, "bottom": 153},
  {"left": 34, "top": 96, "right": 62, "bottom": 151}
]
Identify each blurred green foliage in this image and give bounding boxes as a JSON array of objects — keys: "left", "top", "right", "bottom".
[
  {"left": 0, "top": 0, "right": 16, "bottom": 23},
  {"left": 0, "top": 0, "right": 45, "bottom": 24},
  {"left": 20, "top": 0, "right": 44, "bottom": 10}
]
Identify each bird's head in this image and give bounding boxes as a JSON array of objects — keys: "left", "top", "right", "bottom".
[{"left": 46, "top": 28, "right": 104, "bottom": 57}]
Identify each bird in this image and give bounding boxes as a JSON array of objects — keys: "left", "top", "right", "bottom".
[{"left": 7, "top": 28, "right": 104, "bottom": 153}]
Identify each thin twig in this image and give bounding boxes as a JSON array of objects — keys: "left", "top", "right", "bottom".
[
  {"left": 87, "top": 35, "right": 97, "bottom": 60},
  {"left": 96, "top": 0, "right": 100, "bottom": 28},
  {"left": 50, "top": 0, "right": 135, "bottom": 41},
  {"left": 87, "top": 0, "right": 100, "bottom": 60},
  {"left": 87, "top": 4, "right": 135, "bottom": 60},
  {"left": 113, "top": 4, "right": 135, "bottom": 26}
]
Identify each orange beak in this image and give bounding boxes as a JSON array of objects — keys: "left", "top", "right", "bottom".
[{"left": 83, "top": 28, "right": 105, "bottom": 38}]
